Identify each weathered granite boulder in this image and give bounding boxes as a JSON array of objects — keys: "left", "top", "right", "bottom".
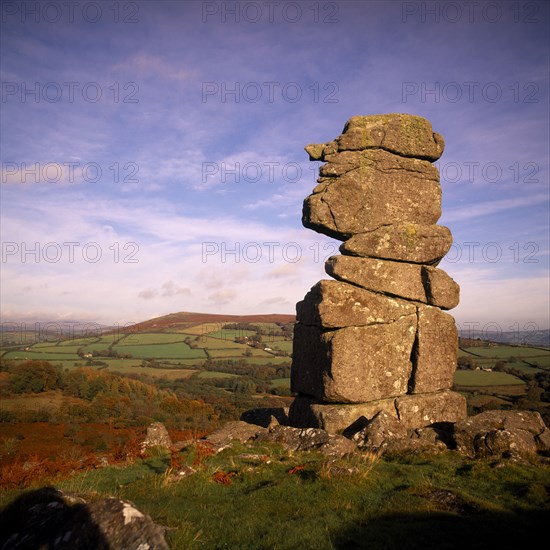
[
  {"left": 536, "top": 428, "right": 550, "bottom": 453},
  {"left": 326, "top": 255, "right": 460, "bottom": 310},
  {"left": 303, "top": 150, "right": 441, "bottom": 239},
  {"left": 351, "top": 411, "right": 408, "bottom": 450},
  {"left": 255, "top": 425, "right": 356, "bottom": 457},
  {"left": 340, "top": 223, "right": 452, "bottom": 265},
  {"left": 289, "top": 390, "right": 466, "bottom": 433},
  {"left": 305, "top": 113, "right": 445, "bottom": 161},
  {"left": 141, "top": 421, "right": 172, "bottom": 451},
  {"left": 289, "top": 114, "right": 468, "bottom": 444},
  {"left": 291, "top": 315, "right": 417, "bottom": 403},
  {"left": 288, "top": 394, "right": 398, "bottom": 433},
  {"left": 296, "top": 279, "right": 416, "bottom": 328},
  {"left": 453, "top": 411, "right": 548, "bottom": 458},
  {"left": 352, "top": 413, "right": 449, "bottom": 455},
  {"left": 395, "top": 391, "right": 466, "bottom": 428},
  {"left": 472, "top": 429, "right": 538, "bottom": 458},
  {"left": 409, "top": 305, "right": 458, "bottom": 393},
  {"left": 205, "top": 421, "right": 266, "bottom": 445},
  {"left": 0, "top": 488, "right": 169, "bottom": 550}
]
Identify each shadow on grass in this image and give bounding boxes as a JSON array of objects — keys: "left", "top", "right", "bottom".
[
  {"left": 333, "top": 509, "right": 550, "bottom": 550},
  {"left": 0, "top": 486, "right": 108, "bottom": 549}
]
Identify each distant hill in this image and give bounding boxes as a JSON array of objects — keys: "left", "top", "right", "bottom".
[
  {"left": 118, "top": 311, "right": 296, "bottom": 333},
  {"left": 458, "top": 329, "right": 550, "bottom": 347}
]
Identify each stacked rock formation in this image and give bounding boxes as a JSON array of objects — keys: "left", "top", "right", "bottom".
[{"left": 289, "top": 114, "right": 467, "bottom": 434}]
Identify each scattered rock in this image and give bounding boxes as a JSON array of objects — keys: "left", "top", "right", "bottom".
[
  {"left": 454, "top": 411, "right": 548, "bottom": 458},
  {"left": 256, "top": 425, "right": 356, "bottom": 457},
  {"left": 141, "top": 421, "right": 172, "bottom": 452},
  {"left": 205, "top": 421, "right": 266, "bottom": 446},
  {"left": 0, "top": 487, "right": 169, "bottom": 549},
  {"left": 351, "top": 411, "right": 408, "bottom": 451},
  {"left": 535, "top": 428, "right": 550, "bottom": 453},
  {"left": 350, "top": 411, "right": 449, "bottom": 455}
]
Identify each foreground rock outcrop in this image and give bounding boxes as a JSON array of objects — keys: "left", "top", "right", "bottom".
[
  {"left": 0, "top": 488, "right": 169, "bottom": 549},
  {"left": 290, "top": 114, "right": 465, "bottom": 434}
]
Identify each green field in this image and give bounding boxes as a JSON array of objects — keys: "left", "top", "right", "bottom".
[
  {"left": 454, "top": 370, "right": 525, "bottom": 386},
  {"left": 206, "top": 349, "right": 249, "bottom": 358},
  {"left": 113, "top": 343, "right": 206, "bottom": 359},
  {"left": 118, "top": 332, "right": 187, "bottom": 345},
  {"left": 462, "top": 346, "right": 549, "bottom": 359},
  {"left": 105, "top": 365, "right": 198, "bottom": 379},
  {"left": 524, "top": 355, "right": 550, "bottom": 367},
  {"left": 193, "top": 336, "right": 247, "bottom": 350},
  {"left": 96, "top": 358, "right": 144, "bottom": 368},
  {"left": 267, "top": 340, "right": 293, "bottom": 353},
  {"left": 32, "top": 345, "right": 84, "bottom": 354},
  {"left": 196, "top": 370, "right": 241, "bottom": 379},
  {"left": 505, "top": 361, "right": 546, "bottom": 374},
  {"left": 180, "top": 323, "right": 224, "bottom": 336},
  {"left": 241, "top": 357, "right": 291, "bottom": 366},
  {"left": 3, "top": 351, "right": 82, "bottom": 361},
  {"left": 206, "top": 329, "right": 257, "bottom": 340},
  {"left": 27, "top": 342, "right": 59, "bottom": 349}
]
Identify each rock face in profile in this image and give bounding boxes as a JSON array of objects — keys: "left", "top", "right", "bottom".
[
  {"left": 302, "top": 151, "right": 442, "bottom": 239},
  {"left": 305, "top": 114, "right": 445, "bottom": 162},
  {"left": 290, "top": 113, "right": 465, "bottom": 435}
]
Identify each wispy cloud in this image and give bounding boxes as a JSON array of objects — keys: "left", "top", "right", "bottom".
[{"left": 445, "top": 193, "right": 548, "bottom": 222}]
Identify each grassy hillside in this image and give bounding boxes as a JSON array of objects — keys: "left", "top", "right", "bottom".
[{"left": 1, "top": 442, "right": 548, "bottom": 549}]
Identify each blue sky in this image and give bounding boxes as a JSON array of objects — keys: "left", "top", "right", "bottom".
[{"left": 1, "top": 0, "right": 549, "bottom": 333}]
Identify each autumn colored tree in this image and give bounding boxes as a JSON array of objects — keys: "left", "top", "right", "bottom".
[{"left": 9, "top": 361, "right": 61, "bottom": 393}]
